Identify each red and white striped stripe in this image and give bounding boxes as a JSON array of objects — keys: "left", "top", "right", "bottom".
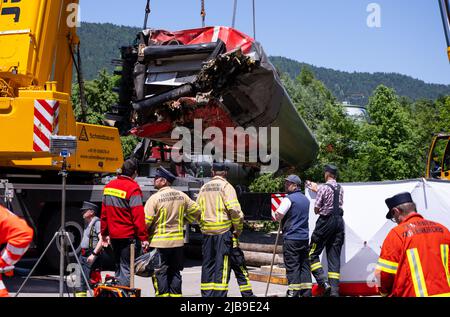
[
  {"left": 211, "top": 26, "right": 221, "bottom": 42},
  {"left": 271, "top": 193, "right": 287, "bottom": 212},
  {"left": 1, "top": 243, "right": 30, "bottom": 266},
  {"left": 271, "top": 193, "right": 287, "bottom": 221},
  {"left": 0, "top": 279, "right": 6, "bottom": 291},
  {"left": 33, "top": 100, "right": 59, "bottom": 152},
  {"left": 0, "top": 277, "right": 7, "bottom": 297}
]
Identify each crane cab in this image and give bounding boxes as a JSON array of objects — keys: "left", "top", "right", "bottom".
[{"left": 426, "top": 133, "right": 450, "bottom": 180}]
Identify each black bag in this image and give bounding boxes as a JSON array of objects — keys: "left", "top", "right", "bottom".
[{"left": 134, "top": 249, "right": 160, "bottom": 277}]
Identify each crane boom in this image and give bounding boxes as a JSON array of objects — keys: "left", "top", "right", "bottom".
[
  {"left": 439, "top": 0, "right": 450, "bottom": 61},
  {"left": 0, "top": 0, "right": 123, "bottom": 173},
  {"left": 0, "top": 0, "right": 76, "bottom": 94}
]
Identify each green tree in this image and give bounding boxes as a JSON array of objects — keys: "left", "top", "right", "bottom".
[
  {"left": 249, "top": 173, "right": 284, "bottom": 193},
  {"left": 251, "top": 69, "right": 450, "bottom": 189},
  {"left": 351, "top": 85, "right": 422, "bottom": 181},
  {"left": 270, "top": 56, "right": 450, "bottom": 107},
  {"left": 120, "top": 135, "right": 140, "bottom": 159},
  {"left": 435, "top": 96, "right": 450, "bottom": 133},
  {"left": 299, "top": 66, "right": 314, "bottom": 86},
  {"left": 71, "top": 70, "right": 139, "bottom": 158},
  {"left": 72, "top": 69, "right": 119, "bottom": 125},
  {"left": 250, "top": 69, "right": 360, "bottom": 190},
  {"left": 285, "top": 68, "right": 360, "bottom": 182},
  {"left": 410, "top": 99, "right": 439, "bottom": 173},
  {"left": 288, "top": 70, "right": 334, "bottom": 132},
  {"left": 305, "top": 102, "right": 360, "bottom": 183}
]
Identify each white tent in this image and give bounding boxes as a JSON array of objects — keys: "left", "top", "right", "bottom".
[{"left": 305, "top": 179, "right": 450, "bottom": 296}]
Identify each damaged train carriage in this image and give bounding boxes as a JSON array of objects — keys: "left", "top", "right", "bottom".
[{"left": 107, "top": 26, "right": 318, "bottom": 169}]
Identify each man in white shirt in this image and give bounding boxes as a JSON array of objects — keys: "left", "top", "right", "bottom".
[{"left": 273, "top": 175, "right": 312, "bottom": 297}]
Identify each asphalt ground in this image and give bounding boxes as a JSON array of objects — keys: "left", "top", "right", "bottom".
[{"left": 5, "top": 258, "right": 287, "bottom": 298}]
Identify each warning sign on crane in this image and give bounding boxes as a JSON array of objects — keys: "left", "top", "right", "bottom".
[{"left": 79, "top": 126, "right": 89, "bottom": 142}]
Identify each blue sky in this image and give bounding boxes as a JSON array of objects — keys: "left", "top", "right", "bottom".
[{"left": 79, "top": 0, "right": 450, "bottom": 85}]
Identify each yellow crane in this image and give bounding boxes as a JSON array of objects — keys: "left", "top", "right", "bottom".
[
  {"left": 0, "top": 0, "right": 123, "bottom": 173},
  {"left": 0, "top": 0, "right": 125, "bottom": 270},
  {"left": 426, "top": 133, "right": 450, "bottom": 180},
  {"left": 426, "top": 1, "right": 450, "bottom": 180},
  {"left": 439, "top": 0, "right": 450, "bottom": 60}
]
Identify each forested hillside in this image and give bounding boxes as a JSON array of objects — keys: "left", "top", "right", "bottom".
[
  {"left": 78, "top": 22, "right": 450, "bottom": 106},
  {"left": 78, "top": 22, "right": 140, "bottom": 79},
  {"left": 270, "top": 56, "right": 450, "bottom": 106}
]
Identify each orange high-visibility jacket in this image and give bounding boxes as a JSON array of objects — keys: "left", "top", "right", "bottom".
[
  {"left": 0, "top": 205, "right": 34, "bottom": 297},
  {"left": 377, "top": 213, "right": 450, "bottom": 297}
]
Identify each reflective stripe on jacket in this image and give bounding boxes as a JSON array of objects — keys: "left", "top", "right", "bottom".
[
  {"left": 196, "top": 176, "right": 244, "bottom": 236},
  {"left": 377, "top": 213, "right": 450, "bottom": 297},
  {"left": 145, "top": 187, "right": 200, "bottom": 248},
  {"left": 101, "top": 175, "right": 148, "bottom": 241},
  {"left": 0, "top": 205, "right": 33, "bottom": 272}
]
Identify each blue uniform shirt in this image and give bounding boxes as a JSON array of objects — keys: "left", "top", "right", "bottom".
[{"left": 281, "top": 190, "right": 310, "bottom": 241}]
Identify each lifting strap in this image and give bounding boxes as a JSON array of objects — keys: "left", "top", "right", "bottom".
[
  {"left": 252, "top": 0, "right": 256, "bottom": 39},
  {"left": 201, "top": 0, "right": 206, "bottom": 27},
  {"left": 143, "top": 0, "right": 151, "bottom": 30},
  {"left": 231, "top": 0, "right": 256, "bottom": 38},
  {"left": 69, "top": 42, "right": 88, "bottom": 123},
  {"left": 232, "top": 0, "right": 238, "bottom": 28}
]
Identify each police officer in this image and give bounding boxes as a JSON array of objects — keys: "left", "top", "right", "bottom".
[
  {"left": 306, "top": 164, "right": 344, "bottom": 297},
  {"left": 75, "top": 201, "right": 103, "bottom": 297},
  {"left": 144, "top": 167, "right": 201, "bottom": 297},
  {"left": 273, "top": 175, "right": 312, "bottom": 297},
  {"left": 197, "top": 162, "right": 244, "bottom": 297}
]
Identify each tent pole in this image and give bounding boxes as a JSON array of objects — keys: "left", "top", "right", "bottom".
[{"left": 421, "top": 178, "right": 429, "bottom": 211}]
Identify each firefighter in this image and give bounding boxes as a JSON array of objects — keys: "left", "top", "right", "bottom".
[
  {"left": 376, "top": 192, "right": 450, "bottom": 297},
  {"left": 144, "top": 167, "right": 201, "bottom": 297},
  {"left": 230, "top": 237, "right": 255, "bottom": 297},
  {"left": 0, "top": 205, "right": 33, "bottom": 297},
  {"left": 197, "top": 162, "right": 244, "bottom": 297},
  {"left": 75, "top": 201, "right": 103, "bottom": 297},
  {"left": 306, "top": 164, "right": 344, "bottom": 297},
  {"left": 100, "top": 158, "right": 149, "bottom": 287},
  {"left": 273, "top": 175, "right": 312, "bottom": 297}
]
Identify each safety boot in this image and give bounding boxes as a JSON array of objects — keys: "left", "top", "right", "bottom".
[
  {"left": 330, "top": 287, "right": 340, "bottom": 297},
  {"left": 300, "top": 289, "right": 312, "bottom": 297},
  {"left": 321, "top": 282, "right": 331, "bottom": 297},
  {"left": 286, "top": 289, "right": 300, "bottom": 297}
]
